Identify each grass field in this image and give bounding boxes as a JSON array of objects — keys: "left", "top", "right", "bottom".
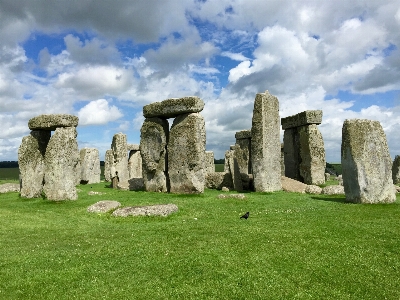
[
  {"left": 0, "top": 168, "right": 19, "bottom": 181},
  {"left": 1, "top": 181, "right": 400, "bottom": 299}
]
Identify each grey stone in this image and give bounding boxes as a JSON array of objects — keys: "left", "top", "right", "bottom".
[
  {"left": 79, "top": 148, "right": 100, "bottom": 184},
  {"left": 205, "top": 172, "right": 234, "bottom": 190},
  {"left": 321, "top": 185, "right": 345, "bottom": 195},
  {"left": 104, "top": 150, "right": 113, "bottom": 182},
  {"left": 111, "top": 133, "right": 129, "bottom": 183},
  {"left": 168, "top": 113, "right": 206, "bottom": 193},
  {"left": 43, "top": 127, "right": 80, "bottom": 201},
  {"left": 281, "top": 143, "right": 285, "bottom": 176},
  {"left": 217, "top": 193, "right": 246, "bottom": 199},
  {"left": 305, "top": 185, "right": 322, "bottom": 194},
  {"left": 112, "top": 203, "right": 178, "bottom": 217},
  {"left": 28, "top": 114, "right": 79, "bottom": 130},
  {"left": 204, "top": 151, "right": 215, "bottom": 176},
  {"left": 235, "top": 130, "right": 251, "bottom": 140},
  {"left": 283, "top": 128, "right": 301, "bottom": 181},
  {"left": 87, "top": 200, "right": 121, "bottom": 213},
  {"left": 392, "top": 155, "right": 400, "bottom": 184},
  {"left": 281, "top": 110, "right": 322, "bottom": 130},
  {"left": 0, "top": 183, "right": 20, "bottom": 193},
  {"left": 251, "top": 91, "right": 282, "bottom": 192},
  {"left": 281, "top": 176, "right": 307, "bottom": 193},
  {"left": 341, "top": 119, "right": 395, "bottom": 203},
  {"left": 325, "top": 173, "right": 331, "bottom": 182},
  {"left": 229, "top": 145, "right": 236, "bottom": 150},
  {"left": 128, "top": 178, "right": 145, "bottom": 191},
  {"left": 127, "top": 144, "right": 140, "bottom": 151},
  {"left": 18, "top": 130, "right": 50, "bottom": 198},
  {"left": 221, "top": 187, "right": 229, "bottom": 192},
  {"left": 235, "top": 135, "right": 251, "bottom": 175},
  {"left": 224, "top": 150, "right": 232, "bottom": 173},
  {"left": 226, "top": 148, "right": 243, "bottom": 192},
  {"left": 128, "top": 149, "right": 142, "bottom": 179},
  {"left": 143, "top": 96, "right": 204, "bottom": 118},
  {"left": 140, "top": 117, "right": 169, "bottom": 192}
]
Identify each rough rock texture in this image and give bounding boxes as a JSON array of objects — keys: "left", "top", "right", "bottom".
[
  {"left": 392, "top": 155, "right": 400, "bottom": 184},
  {"left": 205, "top": 172, "right": 234, "bottom": 190},
  {"left": 18, "top": 130, "right": 50, "bottom": 198},
  {"left": 281, "top": 110, "right": 322, "bottom": 130},
  {"left": 140, "top": 117, "right": 169, "bottom": 192},
  {"left": 325, "top": 173, "right": 331, "bottom": 182},
  {"left": 28, "top": 114, "right": 79, "bottom": 130},
  {"left": 283, "top": 128, "right": 301, "bottom": 181},
  {"left": 251, "top": 91, "right": 282, "bottom": 192},
  {"left": 298, "top": 124, "right": 326, "bottom": 185},
  {"left": 305, "top": 185, "right": 322, "bottom": 194},
  {"left": 111, "top": 133, "right": 129, "bottom": 183},
  {"left": 235, "top": 132, "right": 251, "bottom": 174},
  {"left": 281, "top": 176, "right": 307, "bottom": 193},
  {"left": 127, "top": 144, "right": 140, "bottom": 151},
  {"left": 321, "top": 185, "right": 345, "bottom": 195},
  {"left": 104, "top": 150, "right": 113, "bottom": 182},
  {"left": 226, "top": 148, "right": 243, "bottom": 192},
  {"left": 341, "top": 119, "right": 395, "bottom": 203},
  {"left": 224, "top": 150, "right": 232, "bottom": 173},
  {"left": 87, "top": 200, "right": 121, "bottom": 213},
  {"left": 43, "top": 127, "right": 80, "bottom": 201},
  {"left": 281, "top": 143, "right": 285, "bottom": 176},
  {"left": 168, "top": 113, "right": 206, "bottom": 193},
  {"left": 79, "top": 148, "right": 100, "bottom": 184},
  {"left": 235, "top": 130, "right": 251, "bottom": 140},
  {"left": 128, "top": 178, "right": 145, "bottom": 191},
  {"left": 112, "top": 204, "right": 178, "bottom": 217},
  {"left": 0, "top": 183, "right": 20, "bottom": 193},
  {"left": 143, "top": 96, "right": 204, "bottom": 118},
  {"left": 128, "top": 149, "right": 142, "bottom": 179},
  {"left": 336, "top": 175, "right": 343, "bottom": 186},
  {"left": 217, "top": 193, "right": 246, "bottom": 199},
  {"left": 204, "top": 151, "right": 215, "bottom": 176},
  {"left": 221, "top": 187, "right": 229, "bottom": 192}
]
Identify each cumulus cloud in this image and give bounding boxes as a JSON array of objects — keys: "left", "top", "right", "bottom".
[{"left": 77, "top": 99, "right": 123, "bottom": 125}]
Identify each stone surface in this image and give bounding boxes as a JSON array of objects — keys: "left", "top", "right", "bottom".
[
  {"left": 112, "top": 204, "right": 178, "bottom": 217},
  {"left": 18, "top": 130, "right": 50, "bottom": 198},
  {"left": 281, "top": 110, "right": 322, "bottom": 130},
  {"left": 325, "top": 173, "right": 331, "bottom": 182},
  {"left": 79, "top": 148, "right": 101, "bottom": 184},
  {"left": 43, "top": 127, "right": 80, "bottom": 201},
  {"left": 140, "top": 117, "right": 169, "bottom": 192},
  {"left": 128, "top": 178, "right": 145, "bottom": 191},
  {"left": 235, "top": 135, "right": 251, "bottom": 174},
  {"left": 28, "top": 114, "right": 79, "bottom": 130},
  {"left": 224, "top": 150, "right": 232, "bottom": 173},
  {"left": 168, "top": 113, "right": 206, "bottom": 193},
  {"left": 87, "top": 200, "right": 121, "bottom": 213},
  {"left": 221, "top": 187, "right": 229, "bottom": 192},
  {"left": 226, "top": 148, "right": 243, "bottom": 192},
  {"left": 305, "top": 185, "right": 322, "bottom": 194},
  {"left": 298, "top": 124, "right": 326, "bottom": 185},
  {"left": 217, "top": 193, "right": 246, "bottom": 199},
  {"left": 127, "top": 144, "right": 140, "bottom": 151},
  {"left": 104, "top": 150, "right": 113, "bottom": 182},
  {"left": 204, "top": 151, "right": 215, "bottom": 176},
  {"left": 205, "top": 172, "right": 234, "bottom": 190},
  {"left": 128, "top": 149, "right": 142, "bottom": 179},
  {"left": 281, "top": 143, "right": 285, "bottom": 176},
  {"left": 143, "top": 96, "right": 204, "bottom": 118},
  {"left": 283, "top": 128, "right": 301, "bottom": 181},
  {"left": 341, "top": 119, "right": 395, "bottom": 203},
  {"left": 0, "top": 183, "right": 20, "bottom": 193},
  {"left": 392, "top": 155, "right": 400, "bottom": 184},
  {"left": 251, "top": 91, "right": 282, "bottom": 192},
  {"left": 321, "top": 185, "right": 345, "bottom": 195},
  {"left": 235, "top": 130, "right": 251, "bottom": 140},
  {"left": 111, "top": 133, "right": 129, "bottom": 183},
  {"left": 281, "top": 176, "right": 307, "bottom": 193}
]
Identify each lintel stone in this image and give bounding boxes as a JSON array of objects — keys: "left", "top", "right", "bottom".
[
  {"left": 235, "top": 130, "right": 251, "bottom": 140},
  {"left": 143, "top": 96, "right": 204, "bottom": 118},
  {"left": 127, "top": 144, "right": 140, "bottom": 151},
  {"left": 281, "top": 110, "right": 322, "bottom": 130},
  {"left": 28, "top": 114, "right": 79, "bottom": 130}
]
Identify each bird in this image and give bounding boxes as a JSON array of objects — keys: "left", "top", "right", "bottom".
[{"left": 240, "top": 212, "right": 249, "bottom": 219}]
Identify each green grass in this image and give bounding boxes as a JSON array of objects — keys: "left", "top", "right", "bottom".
[
  {"left": 0, "top": 168, "right": 19, "bottom": 181},
  {"left": 215, "top": 164, "right": 224, "bottom": 172},
  {"left": 1, "top": 183, "right": 400, "bottom": 299}
]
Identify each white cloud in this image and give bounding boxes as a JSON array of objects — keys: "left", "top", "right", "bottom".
[
  {"left": 77, "top": 99, "right": 123, "bottom": 125},
  {"left": 221, "top": 51, "right": 249, "bottom": 61}
]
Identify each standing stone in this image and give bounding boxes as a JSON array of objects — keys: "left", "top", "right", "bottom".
[
  {"left": 341, "top": 119, "right": 395, "bottom": 203},
  {"left": 392, "top": 155, "right": 400, "bottom": 184},
  {"left": 79, "top": 148, "right": 100, "bottom": 184},
  {"left": 224, "top": 150, "right": 232, "bottom": 173},
  {"left": 43, "top": 127, "right": 80, "bottom": 200},
  {"left": 251, "top": 91, "right": 282, "bottom": 192},
  {"left": 204, "top": 151, "right": 215, "bottom": 176},
  {"left": 111, "top": 133, "right": 129, "bottom": 183},
  {"left": 281, "top": 143, "right": 285, "bottom": 176},
  {"left": 168, "top": 113, "right": 206, "bottom": 193},
  {"left": 18, "top": 130, "right": 51, "bottom": 198},
  {"left": 283, "top": 128, "right": 301, "bottom": 180},
  {"left": 128, "top": 145, "right": 142, "bottom": 179},
  {"left": 235, "top": 130, "right": 252, "bottom": 174},
  {"left": 140, "top": 118, "right": 169, "bottom": 192},
  {"left": 325, "top": 172, "right": 331, "bottom": 182},
  {"left": 104, "top": 150, "right": 113, "bottom": 182},
  {"left": 226, "top": 148, "right": 243, "bottom": 192}
]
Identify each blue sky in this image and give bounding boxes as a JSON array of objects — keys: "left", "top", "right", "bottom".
[{"left": 1, "top": 0, "right": 400, "bottom": 162}]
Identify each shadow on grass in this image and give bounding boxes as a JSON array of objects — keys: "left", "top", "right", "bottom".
[{"left": 310, "top": 195, "right": 349, "bottom": 204}]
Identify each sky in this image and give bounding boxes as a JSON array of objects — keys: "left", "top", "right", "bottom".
[{"left": 1, "top": 0, "right": 400, "bottom": 162}]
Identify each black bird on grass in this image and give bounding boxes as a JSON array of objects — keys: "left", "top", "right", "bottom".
[{"left": 240, "top": 212, "right": 249, "bottom": 219}]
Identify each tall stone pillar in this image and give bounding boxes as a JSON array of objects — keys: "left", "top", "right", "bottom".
[
  {"left": 80, "top": 148, "right": 100, "bottom": 184},
  {"left": 104, "top": 150, "right": 113, "bottom": 182},
  {"left": 128, "top": 144, "right": 142, "bottom": 178},
  {"left": 111, "top": 133, "right": 129, "bottom": 183}
]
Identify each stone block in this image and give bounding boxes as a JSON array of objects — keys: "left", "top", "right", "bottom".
[
  {"left": 251, "top": 91, "right": 282, "bottom": 192},
  {"left": 235, "top": 130, "right": 251, "bottom": 140},
  {"left": 205, "top": 172, "right": 234, "bottom": 190},
  {"left": 226, "top": 148, "right": 243, "bottom": 192},
  {"left": 28, "top": 114, "right": 79, "bottom": 130},
  {"left": 392, "top": 155, "right": 400, "bottom": 184},
  {"left": 140, "top": 117, "right": 169, "bottom": 192},
  {"left": 143, "top": 96, "right": 204, "bottom": 118},
  {"left": 128, "top": 149, "right": 142, "bottom": 179},
  {"left": 168, "top": 113, "right": 206, "bottom": 193},
  {"left": 111, "top": 133, "right": 129, "bottom": 183},
  {"left": 235, "top": 138, "right": 251, "bottom": 174},
  {"left": 341, "top": 119, "right": 395, "bottom": 203},
  {"left": 104, "top": 150, "right": 113, "bottom": 182},
  {"left": 127, "top": 144, "right": 140, "bottom": 151},
  {"left": 283, "top": 128, "right": 301, "bottom": 180},
  {"left": 204, "top": 151, "right": 215, "bottom": 176},
  {"left": 80, "top": 148, "right": 101, "bottom": 184},
  {"left": 281, "top": 110, "right": 322, "bottom": 130}
]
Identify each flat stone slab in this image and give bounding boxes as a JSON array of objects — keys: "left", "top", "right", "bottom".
[
  {"left": 112, "top": 204, "right": 178, "bottom": 217},
  {"left": 322, "top": 185, "right": 345, "bottom": 195},
  {"left": 235, "top": 130, "right": 251, "bottom": 140},
  {"left": 0, "top": 183, "right": 20, "bottom": 193},
  {"left": 305, "top": 185, "right": 322, "bottom": 194},
  {"left": 281, "top": 176, "right": 307, "bottom": 193},
  {"left": 281, "top": 110, "right": 322, "bottom": 130},
  {"left": 143, "top": 97, "right": 204, "bottom": 118},
  {"left": 217, "top": 194, "right": 246, "bottom": 199},
  {"left": 127, "top": 144, "right": 140, "bottom": 151},
  {"left": 28, "top": 114, "right": 79, "bottom": 130},
  {"left": 87, "top": 200, "right": 121, "bottom": 213}
]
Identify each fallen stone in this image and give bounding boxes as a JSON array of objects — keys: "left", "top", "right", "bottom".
[
  {"left": 281, "top": 110, "right": 322, "bottom": 130},
  {"left": 143, "top": 96, "right": 204, "bottom": 118},
  {"left": 321, "top": 185, "right": 345, "bottom": 195},
  {"left": 28, "top": 114, "right": 79, "bottom": 130},
  {"left": 305, "top": 185, "right": 322, "bottom": 194},
  {"left": 205, "top": 172, "right": 234, "bottom": 190},
  {"left": 112, "top": 204, "right": 178, "bottom": 217},
  {"left": 221, "top": 187, "right": 230, "bottom": 192},
  {"left": 87, "top": 200, "right": 121, "bottom": 213},
  {"left": 0, "top": 183, "right": 20, "bottom": 193},
  {"left": 88, "top": 191, "right": 106, "bottom": 195},
  {"left": 281, "top": 176, "right": 307, "bottom": 193},
  {"left": 217, "top": 193, "right": 246, "bottom": 199}
]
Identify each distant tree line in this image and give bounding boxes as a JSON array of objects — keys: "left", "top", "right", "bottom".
[
  {"left": 0, "top": 161, "right": 19, "bottom": 168},
  {"left": 214, "top": 158, "right": 224, "bottom": 164}
]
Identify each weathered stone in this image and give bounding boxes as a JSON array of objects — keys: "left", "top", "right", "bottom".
[
  {"left": 87, "top": 200, "right": 121, "bottom": 213},
  {"left": 18, "top": 130, "right": 50, "bottom": 198},
  {"left": 298, "top": 124, "right": 326, "bottom": 185},
  {"left": 281, "top": 110, "right": 322, "bottom": 130},
  {"left": 112, "top": 204, "right": 178, "bottom": 217},
  {"left": 104, "top": 150, "right": 113, "bottom": 182},
  {"left": 235, "top": 130, "right": 251, "bottom": 140},
  {"left": 325, "top": 173, "right": 331, "bottom": 182},
  {"left": 221, "top": 187, "right": 229, "bottom": 192},
  {"left": 128, "top": 149, "right": 142, "bottom": 179},
  {"left": 281, "top": 143, "right": 285, "bottom": 176},
  {"left": 341, "top": 119, "right": 395, "bottom": 203},
  {"left": 230, "top": 145, "right": 236, "bottom": 150},
  {"left": 217, "top": 193, "right": 246, "bottom": 199},
  {"left": 235, "top": 135, "right": 251, "bottom": 175},
  {"left": 0, "top": 183, "right": 20, "bottom": 193},
  {"left": 28, "top": 114, "right": 79, "bottom": 130},
  {"left": 168, "top": 113, "right": 206, "bottom": 193},
  {"left": 305, "top": 185, "right": 322, "bottom": 194},
  {"left": 283, "top": 128, "right": 301, "bottom": 180},
  {"left": 111, "top": 133, "right": 129, "bottom": 183},
  {"left": 392, "top": 155, "right": 400, "bottom": 184},
  {"left": 205, "top": 172, "right": 234, "bottom": 190},
  {"left": 127, "top": 144, "right": 140, "bottom": 151},
  {"left": 226, "top": 148, "right": 243, "bottom": 192},
  {"left": 224, "top": 150, "right": 232, "bottom": 173},
  {"left": 79, "top": 148, "right": 100, "bottom": 184},
  {"left": 204, "top": 151, "right": 215, "bottom": 176},
  {"left": 321, "top": 185, "right": 345, "bottom": 195},
  {"left": 251, "top": 91, "right": 281, "bottom": 192},
  {"left": 140, "top": 117, "right": 169, "bottom": 192},
  {"left": 87, "top": 191, "right": 105, "bottom": 195},
  {"left": 143, "top": 96, "right": 204, "bottom": 118},
  {"left": 43, "top": 127, "right": 80, "bottom": 201},
  {"left": 281, "top": 176, "right": 307, "bottom": 193},
  {"left": 128, "top": 178, "right": 145, "bottom": 191},
  {"left": 336, "top": 174, "right": 343, "bottom": 186}
]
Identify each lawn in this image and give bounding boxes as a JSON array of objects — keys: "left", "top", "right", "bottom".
[{"left": 1, "top": 182, "right": 400, "bottom": 299}]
